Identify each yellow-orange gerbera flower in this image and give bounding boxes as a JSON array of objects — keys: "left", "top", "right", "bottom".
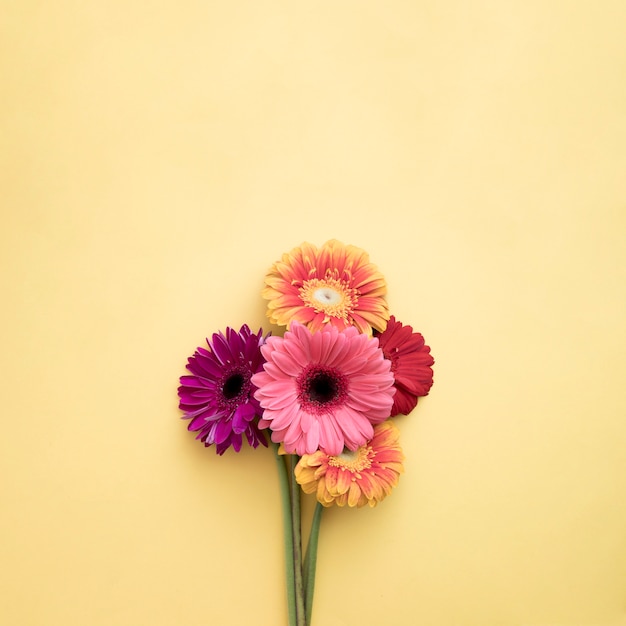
[
  {"left": 294, "top": 421, "right": 404, "bottom": 508},
  {"left": 262, "top": 240, "right": 389, "bottom": 335}
]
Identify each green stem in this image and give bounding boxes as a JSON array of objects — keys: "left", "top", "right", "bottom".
[
  {"left": 287, "top": 454, "right": 307, "bottom": 626},
  {"left": 303, "top": 502, "right": 323, "bottom": 625},
  {"left": 273, "top": 444, "right": 296, "bottom": 626}
]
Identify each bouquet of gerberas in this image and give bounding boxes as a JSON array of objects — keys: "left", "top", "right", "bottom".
[{"left": 178, "top": 240, "right": 434, "bottom": 626}]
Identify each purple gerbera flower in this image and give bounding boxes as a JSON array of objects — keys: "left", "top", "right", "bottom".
[{"left": 178, "top": 324, "right": 269, "bottom": 455}]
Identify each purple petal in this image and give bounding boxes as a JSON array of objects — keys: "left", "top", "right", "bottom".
[
  {"left": 213, "top": 418, "right": 233, "bottom": 445},
  {"left": 231, "top": 403, "right": 256, "bottom": 434},
  {"left": 211, "top": 333, "right": 233, "bottom": 365}
]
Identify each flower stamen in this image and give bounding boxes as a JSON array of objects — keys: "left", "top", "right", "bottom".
[
  {"left": 299, "top": 276, "right": 357, "bottom": 322},
  {"left": 330, "top": 446, "right": 373, "bottom": 473}
]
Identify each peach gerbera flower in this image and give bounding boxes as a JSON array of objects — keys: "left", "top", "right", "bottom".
[
  {"left": 262, "top": 239, "right": 389, "bottom": 336},
  {"left": 295, "top": 421, "right": 404, "bottom": 508}
]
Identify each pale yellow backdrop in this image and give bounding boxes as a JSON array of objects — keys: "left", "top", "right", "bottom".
[{"left": 1, "top": 2, "right": 625, "bottom": 625}]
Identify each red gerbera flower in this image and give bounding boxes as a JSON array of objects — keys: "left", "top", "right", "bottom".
[{"left": 375, "top": 316, "right": 434, "bottom": 416}]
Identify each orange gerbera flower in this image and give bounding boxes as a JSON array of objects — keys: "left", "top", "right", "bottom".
[
  {"left": 294, "top": 421, "right": 404, "bottom": 508},
  {"left": 262, "top": 240, "right": 389, "bottom": 335}
]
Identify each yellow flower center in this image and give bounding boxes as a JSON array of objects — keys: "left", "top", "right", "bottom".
[
  {"left": 329, "top": 446, "right": 373, "bottom": 473},
  {"left": 299, "top": 272, "right": 358, "bottom": 322}
]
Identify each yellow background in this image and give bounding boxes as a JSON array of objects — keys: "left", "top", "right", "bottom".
[{"left": 2, "top": 2, "right": 625, "bottom": 625}]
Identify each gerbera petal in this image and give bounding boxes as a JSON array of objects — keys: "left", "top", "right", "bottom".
[
  {"left": 304, "top": 419, "right": 320, "bottom": 453},
  {"left": 187, "top": 355, "right": 223, "bottom": 379},
  {"left": 210, "top": 332, "right": 233, "bottom": 366},
  {"left": 272, "top": 350, "right": 304, "bottom": 377},
  {"left": 335, "top": 469, "right": 352, "bottom": 495},
  {"left": 317, "top": 413, "right": 345, "bottom": 455},
  {"left": 178, "top": 375, "right": 214, "bottom": 389},
  {"left": 187, "top": 410, "right": 221, "bottom": 431},
  {"left": 281, "top": 334, "right": 311, "bottom": 368},
  {"left": 232, "top": 403, "right": 256, "bottom": 434},
  {"left": 347, "top": 481, "right": 362, "bottom": 507},
  {"left": 213, "top": 418, "right": 232, "bottom": 445},
  {"left": 340, "top": 408, "right": 374, "bottom": 450},
  {"left": 258, "top": 390, "right": 296, "bottom": 411},
  {"left": 253, "top": 379, "right": 295, "bottom": 402},
  {"left": 228, "top": 432, "right": 243, "bottom": 453}
]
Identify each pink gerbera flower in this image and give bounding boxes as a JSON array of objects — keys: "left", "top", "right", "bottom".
[
  {"left": 178, "top": 325, "right": 269, "bottom": 455},
  {"left": 374, "top": 315, "right": 434, "bottom": 416},
  {"left": 295, "top": 421, "right": 405, "bottom": 508},
  {"left": 251, "top": 322, "right": 395, "bottom": 456},
  {"left": 262, "top": 239, "right": 389, "bottom": 335}
]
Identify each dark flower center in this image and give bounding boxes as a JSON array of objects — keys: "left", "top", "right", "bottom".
[
  {"left": 222, "top": 373, "right": 246, "bottom": 400},
  {"left": 297, "top": 364, "right": 348, "bottom": 414},
  {"left": 306, "top": 371, "right": 339, "bottom": 404}
]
